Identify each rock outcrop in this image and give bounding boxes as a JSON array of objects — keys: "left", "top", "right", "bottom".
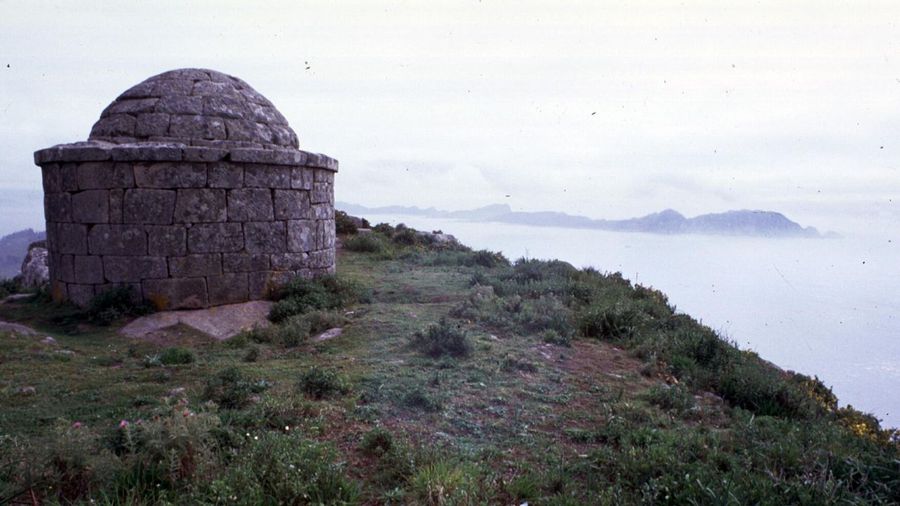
[{"left": 20, "top": 240, "right": 49, "bottom": 288}]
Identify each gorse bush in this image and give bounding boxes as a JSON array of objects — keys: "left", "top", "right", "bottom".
[
  {"left": 343, "top": 233, "right": 392, "bottom": 256},
  {"left": 269, "top": 274, "right": 370, "bottom": 323},
  {"left": 202, "top": 431, "right": 359, "bottom": 504},
  {"left": 577, "top": 306, "right": 639, "bottom": 340},
  {"left": 247, "top": 309, "right": 348, "bottom": 348},
  {"left": 298, "top": 367, "right": 350, "bottom": 399},
  {"left": 359, "top": 428, "right": 394, "bottom": 456},
  {"left": 409, "top": 460, "right": 482, "bottom": 506},
  {"left": 0, "top": 277, "right": 21, "bottom": 298},
  {"left": 402, "top": 387, "right": 442, "bottom": 412},
  {"left": 203, "top": 367, "right": 270, "bottom": 409},
  {"left": 87, "top": 286, "right": 154, "bottom": 325},
  {"left": 158, "top": 347, "right": 195, "bottom": 365},
  {"left": 335, "top": 209, "right": 368, "bottom": 235},
  {"left": 411, "top": 318, "right": 472, "bottom": 358}
]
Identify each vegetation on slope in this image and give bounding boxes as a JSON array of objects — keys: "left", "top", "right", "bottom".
[{"left": 0, "top": 223, "right": 897, "bottom": 505}]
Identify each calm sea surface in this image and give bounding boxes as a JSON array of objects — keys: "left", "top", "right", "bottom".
[{"left": 366, "top": 214, "right": 900, "bottom": 428}]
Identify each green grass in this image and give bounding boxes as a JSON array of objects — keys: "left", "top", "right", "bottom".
[{"left": 0, "top": 225, "right": 897, "bottom": 505}]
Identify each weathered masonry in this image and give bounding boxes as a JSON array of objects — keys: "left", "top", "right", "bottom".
[{"left": 34, "top": 68, "right": 337, "bottom": 310}]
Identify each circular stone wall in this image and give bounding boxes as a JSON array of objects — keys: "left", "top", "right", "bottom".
[{"left": 34, "top": 69, "right": 337, "bottom": 310}]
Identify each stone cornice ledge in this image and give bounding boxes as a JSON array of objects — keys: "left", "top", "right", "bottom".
[{"left": 34, "top": 141, "right": 338, "bottom": 171}]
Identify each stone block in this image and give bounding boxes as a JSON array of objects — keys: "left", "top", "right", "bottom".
[
  {"left": 73, "top": 255, "right": 104, "bottom": 284},
  {"left": 155, "top": 95, "right": 203, "bottom": 114},
  {"left": 287, "top": 220, "right": 315, "bottom": 252},
  {"left": 223, "top": 253, "right": 269, "bottom": 272},
  {"left": 208, "top": 163, "right": 243, "bottom": 188},
  {"left": 244, "top": 165, "right": 291, "bottom": 188},
  {"left": 244, "top": 221, "right": 286, "bottom": 253},
  {"left": 41, "top": 164, "right": 73, "bottom": 193},
  {"left": 90, "top": 115, "right": 136, "bottom": 138},
  {"left": 119, "top": 80, "right": 156, "bottom": 99},
  {"left": 207, "top": 273, "right": 249, "bottom": 305},
  {"left": 95, "top": 283, "right": 143, "bottom": 304},
  {"left": 174, "top": 189, "right": 226, "bottom": 223},
  {"left": 188, "top": 223, "right": 244, "bottom": 253},
  {"left": 110, "top": 144, "right": 183, "bottom": 162},
  {"left": 169, "top": 254, "right": 222, "bottom": 277},
  {"left": 274, "top": 190, "right": 311, "bottom": 219},
  {"left": 147, "top": 225, "right": 186, "bottom": 256},
  {"left": 143, "top": 278, "right": 208, "bottom": 310},
  {"left": 316, "top": 219, "right": 336, "bottom": 249},
  {"left": 204, "top": 95, "right": 248, "bottom": 119},
  {"left": 313, "top": 170, "right": 334, "bottom": 184},
  {"left": 59, "top": 163, "right": 79, "bottom": 191},
  {"left": 134, "top": 113, "right": 171, "bottom": 137},
  {"left": 248, "top": 102, "right": 286, "bottom": 124},
  {"left": 310, "top": 183, "right": 332, "bottom": 204},
  {"left": 134, "top": 162, "right": 206, "bottom": 188},
  {"left": 67, "top": 284, "right": 95, "bottom": 307},
  {"left": 88, "top": 224, "right": 146, "bottom": 255},
  {"left": 193, "top": 80, "right": 233, "bottom": 96},
  {"left": 308, "top": 249, "right": 335, "bottom": 269},
  {"left": 124, "top": 189, "right": 176, "bottom": 224},
  {"left": 152, "top": 77, "right": 196, "bottom": 96},
  {"left": 248, "top": 271, "right": 294, "bottom": 299},
  {"left": 44, "top": 193, "right": 72, "bottom": 223},
  {"left": 227, "top": 188, "right": 273, "bottom": 221},
  {"left": 72, "top": 190, "right": 109, "bottom": 223},
  {"left": 57, "top": 223, "right": 88, "bottom": 254},
  {"left": 57, "top": 254, "right": 75, "bottom": 282},
  {"left": 103, "top": 256, "right": 167, "bottom": 282},
  {"left": 312, "top": 204, "right": 334, "bottom": 220},
  {"left": 270, "top": 252, "right": 308, "bottom": 271},
  {"left": 290, "top": 167, "right": 313, "bottom": 190},
  {"left": 269, "top": 125, "right": 297, "bottom": 147},
  {"left": 51, "top": 280, "right": 68, "bottom": 302},
  {"left": 169, "top": 114, "right": 227, "bottom": 140},
  {"left": 105, "top": 98, "right": 159, "bottom": 115},
  {"left": 184, "top": 146, "right": 228, "bottom": 162},
  {"left": 109, "top": 189, "right": 124, "bottom": 223}
]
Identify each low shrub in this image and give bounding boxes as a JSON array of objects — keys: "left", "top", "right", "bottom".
[
  {"left": 203, "top": 367, "right": 270, "bottom": 409},
  {"left": 343, "top": 233, "right": 392, "bottom": 256},
  {"left": 411, "top": 318, "right": 472, "bottom": 358},
  {"left": 298, "top": 367, "right": 350, "bottom": 399},
  {"left": 201, "top": 431, "right": 359, "bottom": 504},
  {"left": 644, "top": 384, "right": 695, "bottom": 413},
  {"left": 359, "top": 428, "right": 394, "bottom": 456},
  {"left": 0, "top": 277, "right": 21, "bottom": 298},
  {"left": 409, "top": 460, "right": 481, "bottom": 506},
  {"left": 158, "top": 347, "right": 195, "bottom": 365},
  {"left": 402, "top": 387, "right": 443, "bottom": 412},
  {"left": 717, "top": 358, "right": 816, "bottom": 419},
  {"left": 335, "top": 210, "right": 367, "bottom": 235},
  {"left": 87, "top": 286, "right": 154, "bottom": 325},
  {"left": 269, "top": 275, "right": 369, "bottom": 323},
  {"left": 577, "top": 306, "right": 638, "bottom": 340}
]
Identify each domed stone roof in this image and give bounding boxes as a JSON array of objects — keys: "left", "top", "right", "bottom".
[{"left": 88, "top": 68, "right": 299, "bottom": 149}]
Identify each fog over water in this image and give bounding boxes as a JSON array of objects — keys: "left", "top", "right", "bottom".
[{"left": 365, "top": 213, "right": 900, "bottom": 428}]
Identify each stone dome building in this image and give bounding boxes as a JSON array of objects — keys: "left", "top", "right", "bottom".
[{"left": 34, "top": 68, "right": 337, "bottom": 309}]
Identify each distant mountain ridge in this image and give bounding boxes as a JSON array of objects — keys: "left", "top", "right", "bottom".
[
  {"left": 337, "top": 202, "right": 825, "bottom": 238},
  {"left": 0, "top": 228, "right": 45, "bottom": 279}
]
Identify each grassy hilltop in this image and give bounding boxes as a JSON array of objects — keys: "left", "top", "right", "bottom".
[{"left": 0, "top": 217, "right": 898, "bottom": 505}]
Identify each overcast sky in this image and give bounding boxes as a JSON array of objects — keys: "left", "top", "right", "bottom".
[{"left": 1, "top": 0, "right": 898, "bottom": 235}]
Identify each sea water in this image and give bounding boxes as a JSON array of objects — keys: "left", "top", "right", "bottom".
[{"left": 365, "top": 214, "right": 900, "bottom": 428}]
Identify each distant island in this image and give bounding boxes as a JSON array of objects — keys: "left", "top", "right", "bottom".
[{"left": 337, "top": 202, "right": 830, "bottom": 238}]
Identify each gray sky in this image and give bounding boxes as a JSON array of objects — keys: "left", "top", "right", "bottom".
[{"left": 2, "top": 0, "right": 899, "bottom": 235}]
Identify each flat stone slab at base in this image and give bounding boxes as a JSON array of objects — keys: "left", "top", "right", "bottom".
[
  {"left": 120, "top": 300, "right": 272, "bottom": 341},
  {"left": 0, "top": 320, "right": 38, "bottom": 336}
]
